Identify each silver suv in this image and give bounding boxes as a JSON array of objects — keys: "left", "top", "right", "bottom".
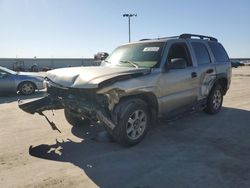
[{"left": 19, "top": 34, "right": 231, "bottom": 146}]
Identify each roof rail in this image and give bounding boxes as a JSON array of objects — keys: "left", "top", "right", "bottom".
[
  {"left": 155, "top": 36, "right": 179, "bottom": 40},
  {"left": 179, "top": 33, "right": 218, "bottom": 42},
  {"left": 139, "top": 39, "right": 151, "bottom": 41},
  {"left": 139, "top": 36, "right": 179, "bottom": 41},
  {"left": 139, "top": 34, "right": 218, "bottom": 42}
]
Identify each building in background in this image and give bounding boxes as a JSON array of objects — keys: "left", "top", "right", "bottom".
[{"left": 0, "top": 58, "right": 94, "bottom": 71}]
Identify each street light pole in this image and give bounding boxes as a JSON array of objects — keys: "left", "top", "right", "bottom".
[
  {"left": 128, "top": 16, "right": 131, "bottom": 42},
  {"left": 123, "top": 13, "right": 137, "bottom": 43}
]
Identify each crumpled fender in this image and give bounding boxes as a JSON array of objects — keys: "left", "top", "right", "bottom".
[{"left": 97, "top": 74, "right": 158, "bottom": 111}]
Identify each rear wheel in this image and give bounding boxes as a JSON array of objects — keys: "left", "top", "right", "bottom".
[
  {"left": 204, "top": 84, "right": 223, "bottom": 114},
  {"left": 19, "top": 82, "right": 36, "bottom": 95},
  {"left": 111, "top": 99, "right": 150, "bottom": 146},
  {"left": 64, "top": 109, "right": 90, "bottom": 127}
]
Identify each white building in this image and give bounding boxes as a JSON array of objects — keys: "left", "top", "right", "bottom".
[{"left": 0, "top": 58, "right": 95, "bottom": 71}]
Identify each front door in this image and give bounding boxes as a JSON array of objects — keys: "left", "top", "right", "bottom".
[{"left": 158, "top": 42, "right": 199, "bottom": 116}]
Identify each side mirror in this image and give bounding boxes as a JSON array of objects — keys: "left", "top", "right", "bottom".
[{"left": 166, "top": 58, "right": 187, "bottom": 70}]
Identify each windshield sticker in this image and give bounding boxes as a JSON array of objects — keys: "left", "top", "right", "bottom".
[{"left": 143, "top": 47, "right": 160, "bottom": 52}]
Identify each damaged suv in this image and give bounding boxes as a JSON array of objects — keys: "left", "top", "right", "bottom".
[{"left": 19, "top": 34, "right": 231, "bottom": 146}]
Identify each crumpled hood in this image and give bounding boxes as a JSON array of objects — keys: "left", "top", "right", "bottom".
[{"left": 46, "top": 66, "right": 150, "bottom": 88}]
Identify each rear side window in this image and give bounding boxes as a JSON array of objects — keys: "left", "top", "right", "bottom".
[
  {"left": 208, "top": 42, "right": 229, "bottom": 62},
  {"left": 191, "top": 42, "right": 211, "bottom": 65}
]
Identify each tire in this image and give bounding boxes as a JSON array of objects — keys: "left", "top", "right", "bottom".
[
  {"left": 204, "top": 84, "right": 223, "bottom": 114},
  {"left": 64, "top": 108, "right": 90, "bottom": 127},
  {"left": 18, "top": 82, "right": 36, "bottom": 95},
  {"left": 111, "top": 99, "right": 150, "bottom": 146}
]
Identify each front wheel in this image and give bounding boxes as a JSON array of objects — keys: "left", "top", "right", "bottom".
[
  {"left": 204, "top": 84, "right": 223, "bottom": 114},
  {"left": 18, "top": 82, "right": 36, "bottom": 95},
  {"left": 111, "top": 99, "right": 150, "bottom": 146},
  {"left": 64, "top": 109, "right": 90, "bottom": 127}
]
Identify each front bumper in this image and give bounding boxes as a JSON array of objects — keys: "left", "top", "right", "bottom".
[
  {"left": 18, "top": 94, "right": 116, "bottom": 130},
  {"left": 18, "top": 95, "right": 63, "bottom": 114}
]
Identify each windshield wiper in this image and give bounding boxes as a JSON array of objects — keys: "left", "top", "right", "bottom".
[{"left": 119, "top": 60, "right": 139, "bottom": 68}]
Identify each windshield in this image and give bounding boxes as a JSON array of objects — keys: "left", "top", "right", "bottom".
[
  {"left": 104, "top": 42, "right": 165, "bottom": 68},
  {"left": 0, "top": 66, "right": 16, "bottom": 74}
]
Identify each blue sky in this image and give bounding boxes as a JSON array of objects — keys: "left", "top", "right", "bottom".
[{"left": 0, "top": 0, "right": 249, "bottom": 58}]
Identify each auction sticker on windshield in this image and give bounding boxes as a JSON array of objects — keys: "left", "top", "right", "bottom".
[{"left": 143, "top": 47, "right": 160, "bottom": 52}]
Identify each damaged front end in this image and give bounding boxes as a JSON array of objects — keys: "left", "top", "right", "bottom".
[
  {"left": 18, "top": 65, "right": 152, "bottom": 133},
  {"left": 18, "top": 79, "right": 116, "bottom": 130}
]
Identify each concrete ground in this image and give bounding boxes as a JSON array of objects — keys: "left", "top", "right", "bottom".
[{"left": 0, "top": 67, "right": 250, "bottom": 188}]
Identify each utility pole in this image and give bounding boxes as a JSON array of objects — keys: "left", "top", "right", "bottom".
[{"left": 123, "top": 13, "right": 137, "bottom": 43}]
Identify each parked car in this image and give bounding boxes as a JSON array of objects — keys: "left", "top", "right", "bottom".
[
  {"left": 0, "top": 66, "right": 45, "bottom": 95},
  {"left": 231, "top": 61, "right": 245, "bottom": 68},
  {"left": 19, "top": 34, "right": 231, "bottom": 146}
]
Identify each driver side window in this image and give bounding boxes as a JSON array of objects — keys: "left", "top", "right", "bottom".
[{"left": 167, "top": 43, "right": 192, "bottom": 67}]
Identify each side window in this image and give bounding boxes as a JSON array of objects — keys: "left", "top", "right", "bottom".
[
  {"left": 208, "top": 42, "right": 229, "bottom": 62},
  {"left": 191, "top": 42, "right": 211, "bottom": 65},
  {"left": 167, "top": 43, "right": 192, "bottom": 67}
]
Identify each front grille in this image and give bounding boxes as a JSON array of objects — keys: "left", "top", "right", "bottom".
[
  {"left": 46, "top": 80, "right": 97, "bottom": 100},
  {"left": 45, "top": 80, "right": 109, "bottom": 114},
  {"left": 47, "top": 84, "right": 69, "bottom": 97}
]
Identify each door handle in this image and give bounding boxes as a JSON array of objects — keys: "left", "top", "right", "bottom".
[
  {"left": 206, "top": 69, "right": 214, "bottom": 74},
  {"left": 191, "top": 72, "right": 197, "bottom": 78}
]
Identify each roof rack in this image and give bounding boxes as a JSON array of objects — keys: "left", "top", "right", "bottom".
[
  {"left": 179, "top": 33, "right": 218, "bottom": 42},
  {"left": 139, "top": 34, "right": 218, "bottom": 42}
]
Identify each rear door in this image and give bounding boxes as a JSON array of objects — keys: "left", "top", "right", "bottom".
[
  {"left": 158, "top": 40, "right": 199, "bottom": 116},
  {"left": 189, "top": 41, "right": 216, "bottom": 100},
  {"left": 208, "top": 42, "right": 231, "bottom": 89}
]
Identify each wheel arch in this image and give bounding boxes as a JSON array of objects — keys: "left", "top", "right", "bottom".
[
  {"left": 115, "top": 92, "right": 159, "bottom": 125},
  {"left": 213, "top": 74, "right": 228, "bottom": 95}
]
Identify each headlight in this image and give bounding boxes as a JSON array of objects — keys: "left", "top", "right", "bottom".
[
  {"left": 34, "top": 76, "right": 44, "bottom": 82},
  {"left": 43, "top": 80, "right": 48, "bottom": 88}
]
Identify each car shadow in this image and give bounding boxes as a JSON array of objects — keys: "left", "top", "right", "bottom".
[
  {"left": 0, "top": 90, "right": 47, "bottom": 104},
  {"left": 29, "top": 107, "right": 250, "bottom": 188}
]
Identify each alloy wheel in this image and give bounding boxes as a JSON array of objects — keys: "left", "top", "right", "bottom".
[{"left": 126, "top": 109, "right": 147, "bottom": 140}]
